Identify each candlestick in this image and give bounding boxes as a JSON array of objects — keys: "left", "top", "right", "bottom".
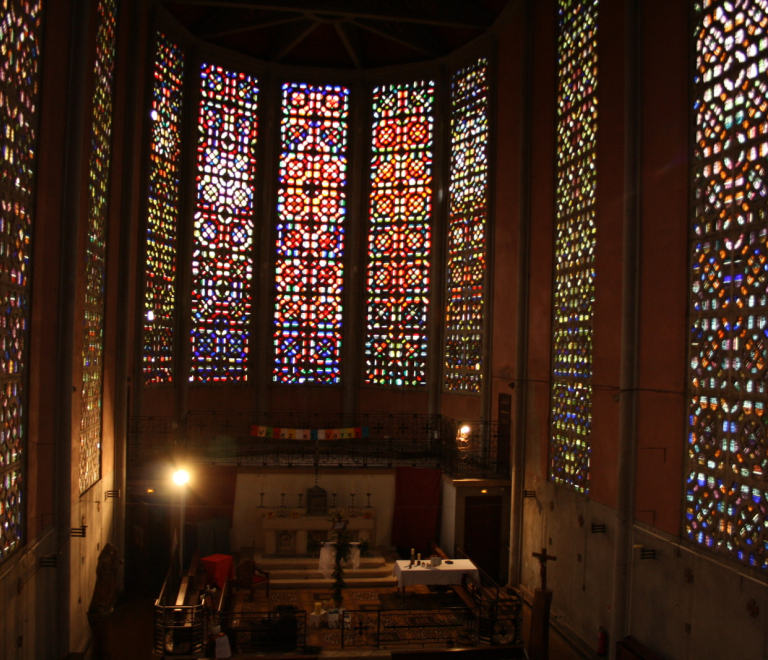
[
  {"left": 331, "top": 492, "right": 337, "bottom": 507},
  {"left": 350, "top": 493, "right": 356, "bottom": 508},
  {"left": 280, "top": 492, "right": 285, "bottom": 507},
  {"left": 366, "top": 492, "right": 372, "bottom": 507},
  {"left": 298, "top": 492, "right": 304, "bottom": 507},
  {"left": 259, "top": 492, "right": 265, "bottom": 507}
]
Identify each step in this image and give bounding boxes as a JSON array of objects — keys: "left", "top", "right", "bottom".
[
  {"left": 270, "top": 575, "right": 399, "bottom": 589},
  {"left": 268, "top": 565, "right": 395, "bottom": 581},
  {"left": 255, "top": 554, "right": 388, "bottom": 572}
]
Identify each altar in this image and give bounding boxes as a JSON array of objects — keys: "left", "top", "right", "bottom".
[{"left": 261, "top": 509, "right": 376, "bottom": 555}]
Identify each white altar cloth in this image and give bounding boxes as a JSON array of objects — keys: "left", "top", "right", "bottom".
[{"left": 392, "top": 558, "right": 480, "bottom": 589}]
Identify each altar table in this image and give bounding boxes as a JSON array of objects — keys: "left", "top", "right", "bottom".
[
  {"left": 318, "top": 542, "right": 360, "bottom": 579},
  {"left": 201, "top": 553, "right": 234, "bottom": 589},
  {"left": 392, "top": 559, "right": 480, "bottom": 590}
]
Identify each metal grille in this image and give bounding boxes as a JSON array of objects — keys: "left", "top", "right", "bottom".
[{"left": 128, "top": 413, "right": 509, "bottom": 478}]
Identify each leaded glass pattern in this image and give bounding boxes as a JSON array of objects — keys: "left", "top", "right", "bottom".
[
  {"left": 548, "top": 0, "right": 598, "bottom": 494},
  {"left": 443, "top": 58, "right": 489, "bottom": 393},
  {"left": 143, "top": 33, "right": 184, "bottom": 385},
  {"left": 273, "top": 83, "right": 349, "bottom": 384},
  {"left": 0, "top": 0, "right": 42, "bottom": 561},
  {"left": 80, "top": 0, "right": 117, "bottom": 494},
  {"left": 364, "top": 81, "right": 435, "bottom": 387},
  {"left": 687, "top": 0, "right": 768, "bottom": 569},
  {"left": 190, "top": 65, "right": 258, "bottom": 382}
]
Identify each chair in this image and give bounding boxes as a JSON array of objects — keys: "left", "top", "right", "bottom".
[{"left": 232, "top": 559, "right": 270, "bottom": 601}]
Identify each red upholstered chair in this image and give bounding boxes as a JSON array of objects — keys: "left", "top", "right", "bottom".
[{"left": 232, "top": 559, "right": 270, "bottom": 601}]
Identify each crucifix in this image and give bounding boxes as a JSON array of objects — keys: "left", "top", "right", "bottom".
[{"left": 532, "top": 547, "right": 557, "bottom": 591}]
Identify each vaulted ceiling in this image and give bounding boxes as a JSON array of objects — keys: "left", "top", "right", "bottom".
[{"left": 160, "top": 0, "right": 511, "bottom": 69}]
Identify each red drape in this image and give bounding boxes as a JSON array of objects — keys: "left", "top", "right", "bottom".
[{"left": 391, "top": 467, "right": 442, "bottom": 555}]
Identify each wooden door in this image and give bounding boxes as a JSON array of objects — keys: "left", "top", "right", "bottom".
[{"left": 463, "top": 496, "right": 502, "bottom": 582}]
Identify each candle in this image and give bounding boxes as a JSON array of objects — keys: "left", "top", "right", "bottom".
[{"left": 417, "top": 553, "right": 421, "bottom": 561}]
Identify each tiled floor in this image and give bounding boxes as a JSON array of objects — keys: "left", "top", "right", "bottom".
[{"left": 110, "top": 585, "right": 589, "bottom": 659}]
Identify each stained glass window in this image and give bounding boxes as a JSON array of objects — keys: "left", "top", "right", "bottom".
[
  {"left": 143, "top": 33, "right": 184, "bottom": 385},
  {"left": 364, "top": 81, "right": 435, "bottom": 387},
  {"left": 80, "top": 0, "right": 118, "bottom": 494},
  {"left": 687, "top": 0, "right": 768, "bottom": 569},
  {"left": 548, "top": 0, "right": 598, "bottom": 494},
  {"left": 443, "top": 58, "right": 489, "bottom": 393},
  {"left": 0, "top": 0, "right": 42, "bottom": 561},
  {"left": 273, "top": 83, "right": 349, "bottom": 384},
  {"left": 190, "top": 65, "right": 258, "bottom": 382}
]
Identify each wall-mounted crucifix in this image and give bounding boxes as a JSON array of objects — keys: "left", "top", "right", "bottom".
[{"left": 532, "top": 547, "right": 557, "bottom": 591}]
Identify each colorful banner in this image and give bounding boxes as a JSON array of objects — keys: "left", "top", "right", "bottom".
[{"left": 250, "top": 425, "right": 370, "bottom": 439}]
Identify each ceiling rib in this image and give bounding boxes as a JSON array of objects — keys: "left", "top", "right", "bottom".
[
  {"left": 165, "top": 0, "right": 494, "bottom": 29},
  {"left": 270, "top": 18, "right": 319, "bottom": 62},
  {"left": 196, "top": 10, "right": 301, "bottom": 39},
  {"left": 334, "top": 21, "right": 363, "bottom": 69},
  {"left": 353, "top": 17, "right": 446, "bottom": 59}
]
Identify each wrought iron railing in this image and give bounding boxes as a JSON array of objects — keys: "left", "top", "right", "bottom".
[
  {"left": 153, "top": 551, "right": 205, "bottom": 656},
  {"left": 456, "top": 547, "right": 523, "bottom": 646},
  {"left": 129, "top": 412, "right": 510, "bottom": 479},
  {"left": 218, "top": 607, "right": 307, "bottom": 653},
  {"left": 339, "top": 606, "right": 475, "bottom": 648}
]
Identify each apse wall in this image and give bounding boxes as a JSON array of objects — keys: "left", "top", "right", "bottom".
[{"left": 137, "top": 8, "right": 499, "bottom": 425}]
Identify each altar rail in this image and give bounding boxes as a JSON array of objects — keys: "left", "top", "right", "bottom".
[
  {"left": 128, "top": 413, "right": 510, "bottom": 479},
  {"left": 338, "top": 607, "right": 474, "bottom": 648}
]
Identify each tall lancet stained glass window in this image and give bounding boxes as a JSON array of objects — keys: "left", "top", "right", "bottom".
[
  {"left": 273, "top": 83, "right": 349, "bottom": 384},
  {"left": 190, "top": 65, "right": 258, "bottom": 382},
  {"left": 364, "top": 81, "right": 435, "bottom": 387},
  {"left": 80, "top": 0, "right": 118, "bottom": 494},
  {"left": 0, "top": 0, "right": 43, "bottom": 560},
  {"left": 444, "top": 58, "right": 489, "bottom": 393},
  {"left": 548, "top": 0, "right": 598, "bottom": 494},
  {"left": 687, "top": 0, "right": 768, "bottom": 570},
  {"left": 143, "top": 33, "right": 184, "bottom": 385}
]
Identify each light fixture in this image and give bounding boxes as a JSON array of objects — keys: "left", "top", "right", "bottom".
[{"left": 172, "top": 468, "right": 190, "bottom": 573}]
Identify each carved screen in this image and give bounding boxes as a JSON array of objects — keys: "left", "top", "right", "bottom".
[
  {"left": 190, "top": 65, "right": 258, "bottom": 383},
  {"left": 143, "top": 33, "right": 184, "bottom": 385},
  {"left": 0, "top": 0, "right": 42, "bottom": 560},
  {"left": 443, "top": 58, "right": 489, "bottom": 393},
  {"left": 548, "top": 0, "right": 598, "bottom": 494},
  {"left": 273, "top": 83, "right": 349, "bottom": 384},
  {"left": 80, "top": 0, "right": 118, "bottom": 494},
  {"left": 687, "top": 0, "right": 768, "bottom": 570},
  {"left": 364, "top": 80, "right": 435, "bottom": 387}
]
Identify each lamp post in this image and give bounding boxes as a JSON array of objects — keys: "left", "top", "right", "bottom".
[{"left": 172, "top": 469, "right": 190, "bottom": 574}]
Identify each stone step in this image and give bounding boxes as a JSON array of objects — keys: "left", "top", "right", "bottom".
[
  {"left": 270, "top": 575, "right": 399, "bottom": 590},
  {"left": 255, "top": 554, "right": 387, "bottom": 572},
  {"left": 268, "top": 564, "right": 395, "bottom": 581},
  {"left": 253, "top": 547, "right": 399, "bottom": 589}
]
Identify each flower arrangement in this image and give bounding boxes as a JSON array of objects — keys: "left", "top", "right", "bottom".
[{"left": 330, "top": 511, "right": 351, "bottom": 607}]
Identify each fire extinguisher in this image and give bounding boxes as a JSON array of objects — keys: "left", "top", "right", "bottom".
[{"left": 597, "top": 626, "right": 609, "bottom": 656}]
